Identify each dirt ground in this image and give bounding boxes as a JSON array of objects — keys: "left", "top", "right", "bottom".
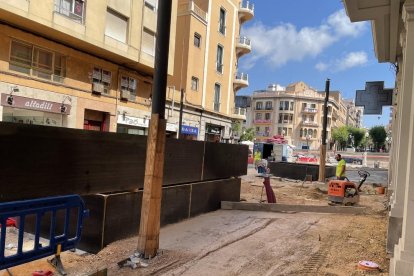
[{"left": 2, "top": 169, "right": 390, "bottom": 276}]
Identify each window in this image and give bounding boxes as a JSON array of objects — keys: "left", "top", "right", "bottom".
[
  {"left": 256, "top": 127, "right": 260, "bottom": 132},
  {"left": 144, "top": 0, "right": 157, "bottom": 11},
  {"left": 265, "top": 113, "right": 270, "bottom": 120},
  {"left": 121, "top": 76, "right": 137, "bottom": 101},
  {"left": 278, "top": 113, "right": 293, "bottom": 124},
  {"left": 9, "top": 40, "right": 66, "bottom": 82},
  {"left": 265, "top": 101, "right": 272, "bottom": 110},
  {"left": 256, "top": 102, "right": 263, "bottom": 110},
  {"left": 311, "top": 103, "right": 316, "bottom": 108},
  {"left": 105, "top": 9, "right": 128, "bottom": 43},
  {"left": 214, "top": 83, "right": 221, "bottom": 111},
  {"left": 93, "top": 67, "right": 112, "bottom": 94},
  {"left": 264, "top": 127, "right": 270, "bottom": 135},
  {"left": 54, "top": 0, "right": 85, "bottom": 24},
  {"left": 194, "top": 33, "right": 201, "bottom": 48},
  {"left": 255, "top": 113, "right": 262, "bottom": 120},
  {"left": 142, "top": 28, "right": 156, "bottom": 57},
  {"left": 290, "top": 102, "right": 294, "bottom": 111},
  {"left": 191, "top": 77, "right": 199, "bottom": 91},
  {"left": 219, "top": 8, "right": 226, "bottom": 35},
  {"left": 216, "top": 45, "right": 224, "bottom": 73}
]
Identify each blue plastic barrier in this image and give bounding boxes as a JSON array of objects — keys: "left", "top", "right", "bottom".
[{"left": 0, "top": 195, "right": 89, "bottom": 271}]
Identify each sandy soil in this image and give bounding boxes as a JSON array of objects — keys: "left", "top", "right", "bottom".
[{"left": 2, "top": 169, "right": 389, "bottom": 276}]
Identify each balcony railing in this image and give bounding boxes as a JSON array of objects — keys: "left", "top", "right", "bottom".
[
  {"left": 303, "top": 107, "right": 318, "bottom": 113},
  {"left": 238, "top": 37, "right": 251, "bottom": 46},
  {"left": 254, "top": 119, "right": 272, "bottom": 124},
  {"left": 302, "top": 121, "right": 319, "bottom": 126},
  {"left": 256, "top": 132, "right": 270, "bottom": 137},
  {"left": 235, "top": 72, "right": 248, "bottom": 82},
  {"left": 240, "top": 1, "right": 254, "bottom": 12},
  {"left": 178, "top": 0, "right": 208, "bottom": 23},
  {"left": 233, "top": 107, "right": 247, "bottom": 116}
]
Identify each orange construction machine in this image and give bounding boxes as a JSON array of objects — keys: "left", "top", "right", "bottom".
[{"left": 328, "top": 170, "right": 370, "bottom": 205}]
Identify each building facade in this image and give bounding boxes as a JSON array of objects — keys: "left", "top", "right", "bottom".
[
  {"left": 0, "top": 0, "right": 253, "bottom": 143},
  {"left": 0, "top": 0, "right": 179, "bottom": 135},
  {"left": 343, "top": 0, "right": 414, "bottom": 274},
  {"left": 167, "top": 0, "right": 254, "bottom": 142},
  {"left": 249, "top": 82, "right": 357, "bottom": 149}
]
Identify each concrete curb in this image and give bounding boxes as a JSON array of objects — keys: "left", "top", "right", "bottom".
[{"left": 221, "top": 201, "right": 367, "bottom": 214}]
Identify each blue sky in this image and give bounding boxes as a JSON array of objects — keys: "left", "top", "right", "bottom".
[{"left": 237, "top": 1, "right": 395, "bottom": 128}]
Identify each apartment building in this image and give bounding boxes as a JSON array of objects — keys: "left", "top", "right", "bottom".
[
  {"left": 250, "top": 81, "right": 357, "bottom": 149},
  {"left": 167, "top": 0, "right": 254, "bottom": 142},
  {"left": 0, "top": 0, "right": 181, "bottom": 134}
]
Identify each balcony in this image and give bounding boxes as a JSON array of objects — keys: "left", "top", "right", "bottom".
[
  {"left": 177, "top": 0, "right": 208, "bottom": 23},
  {"left": 233, "top": 107, "right": 247, "bottom": 120},
  {"left": 254, "top": 119, "right": 272, "bottom": 124},
  {"left": 236, "top": 37, "right": 252, "bottom": 57},
  {"left": 239, "top": 1, "right": 254, "bottom": 24},
  {"left": 302, "top": 107, "right": 318, "bottom": 113},
  {"left": 234, "top": 72, "right": 249, "bottom": 91},
  {"left": 302, "top": 121, "right": 319, "bottom": 127},
  {"left": 256, "top": 132, "right": 271, "bottom": 138}
]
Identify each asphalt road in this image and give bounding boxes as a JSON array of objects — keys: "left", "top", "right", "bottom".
[{"left": 345, "top": 168, "right": 388, "bottom": 186}]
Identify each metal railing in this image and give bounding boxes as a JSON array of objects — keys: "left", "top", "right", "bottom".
[
  {"left": 240, "top": 1, "right": 254, "bottom": 12},
  {"left": 0, "top": 195, "right": 89, "bottom": 272},
  {"left": 254, "top": 119, "right": 272, "bottom": 124}
]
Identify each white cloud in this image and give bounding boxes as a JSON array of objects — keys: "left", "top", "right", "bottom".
[
  {"left": 240, "top": 9, "right": 367, "bottom": 70},
  {"left": 315, "top": 51, "right": 368, "bottom": 72}
]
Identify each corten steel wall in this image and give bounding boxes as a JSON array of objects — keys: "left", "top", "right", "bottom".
[
  {"left": 64, "top": 179, "right": 240, "bottom": 253},
  {"left": 0, "top": 123, "right": 248, "bottom": 202},
  {"left": 268, "top": 162, "right": 336, "bottom": 181}
]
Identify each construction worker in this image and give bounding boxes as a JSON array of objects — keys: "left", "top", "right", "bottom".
[
  {"left": 254, "top": 150, "right": 262, "bottom": 170},
  {"left": 335, "top": 154, "right": 346, "bottom": 180}
]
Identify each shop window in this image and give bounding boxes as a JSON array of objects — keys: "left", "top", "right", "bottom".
[
  {"left": 121, "top": 76, "right": 137, "bottom": 101},
  {"left": 191, "top": 76, "right": 199, "bottom": 91},
  {"left": 105, "top": 9, "right": 128, "bottom": 43},
  {"left": 194, "top": 33, "right": 201, "bottom": 48},
  {"left": 54, "top": 0, "right": 85, "bottom": 24},
  {"left": 93, "top": 67, "right": 112, "bottom": 94},
  {"left": 142, "top": 28, "right": 156, "bottom": 57},
  {"left": 9, "top": 40, "right": 66, "bottom": 83}
]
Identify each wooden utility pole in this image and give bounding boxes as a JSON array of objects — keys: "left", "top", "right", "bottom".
[
  {"left": 137, "top": 0, "right": 172, "bottom": 258},
  {"left": 318, "top": 79, "right": 330, "bottom": 182}
]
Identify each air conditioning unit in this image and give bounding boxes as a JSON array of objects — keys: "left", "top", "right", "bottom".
[
  {"left": 92, "top": 82, "right": 104, "bottom": 95},
  {"left": 120, "top": 89, "right": 130, "bottom": 101}
]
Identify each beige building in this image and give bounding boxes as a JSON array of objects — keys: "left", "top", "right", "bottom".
[
  {"left": 250, "top": 82, "right": 357, "bottom": 149},
  {"left": 167, "top": 0, "right": 253, "bottom": 142},
  {"left": 343, "top": 0, "right": 414, "bottom": 274},
  {"left": 0, "top": 0, "right": 181, "bottom": 134}
]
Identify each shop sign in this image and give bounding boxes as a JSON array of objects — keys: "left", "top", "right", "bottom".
[
  {"left": 206, "top": 125, "right": 222, "bottom": 135},
  {"left": 166, "top": 123, "right": 177, "bottom": 132},
  {"left": 181, "top": 125, "right": 198, "bottom": 136},
  {"left": 117, "top": 114, "right": 149, "bottom": 128},
  {"left": 1, "top": 94, "right": 71, "bottom": 115}
]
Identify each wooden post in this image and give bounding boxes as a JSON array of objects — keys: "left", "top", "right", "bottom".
[
  {"left": 137, "top": 0, "right": 172, "bottom": 258},
  {"left": 138, "top": 114, "right": 166, "bottom": 258},
  {"left": 319, "top": 79, "right": 330, "bottom": 182}
]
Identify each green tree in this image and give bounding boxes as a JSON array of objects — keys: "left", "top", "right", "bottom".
[
  {"left": 369, "top": 126, "right": 387, "bottom": 151},
  {"left": 231, "top": 121, "right": 241, "bottom": 136},
  {"left": 347, "top": 127, "right": 366, "bottom": 148},
  {"left": 332, "top": 126, "right": 349, "bottom": 151},
  {"left": 240, "top": 127, "right": 255, "bottom": 142}
]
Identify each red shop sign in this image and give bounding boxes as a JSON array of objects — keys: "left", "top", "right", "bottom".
[{"left": 1, "top": 94, "right": 71, "bottom": 115}]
